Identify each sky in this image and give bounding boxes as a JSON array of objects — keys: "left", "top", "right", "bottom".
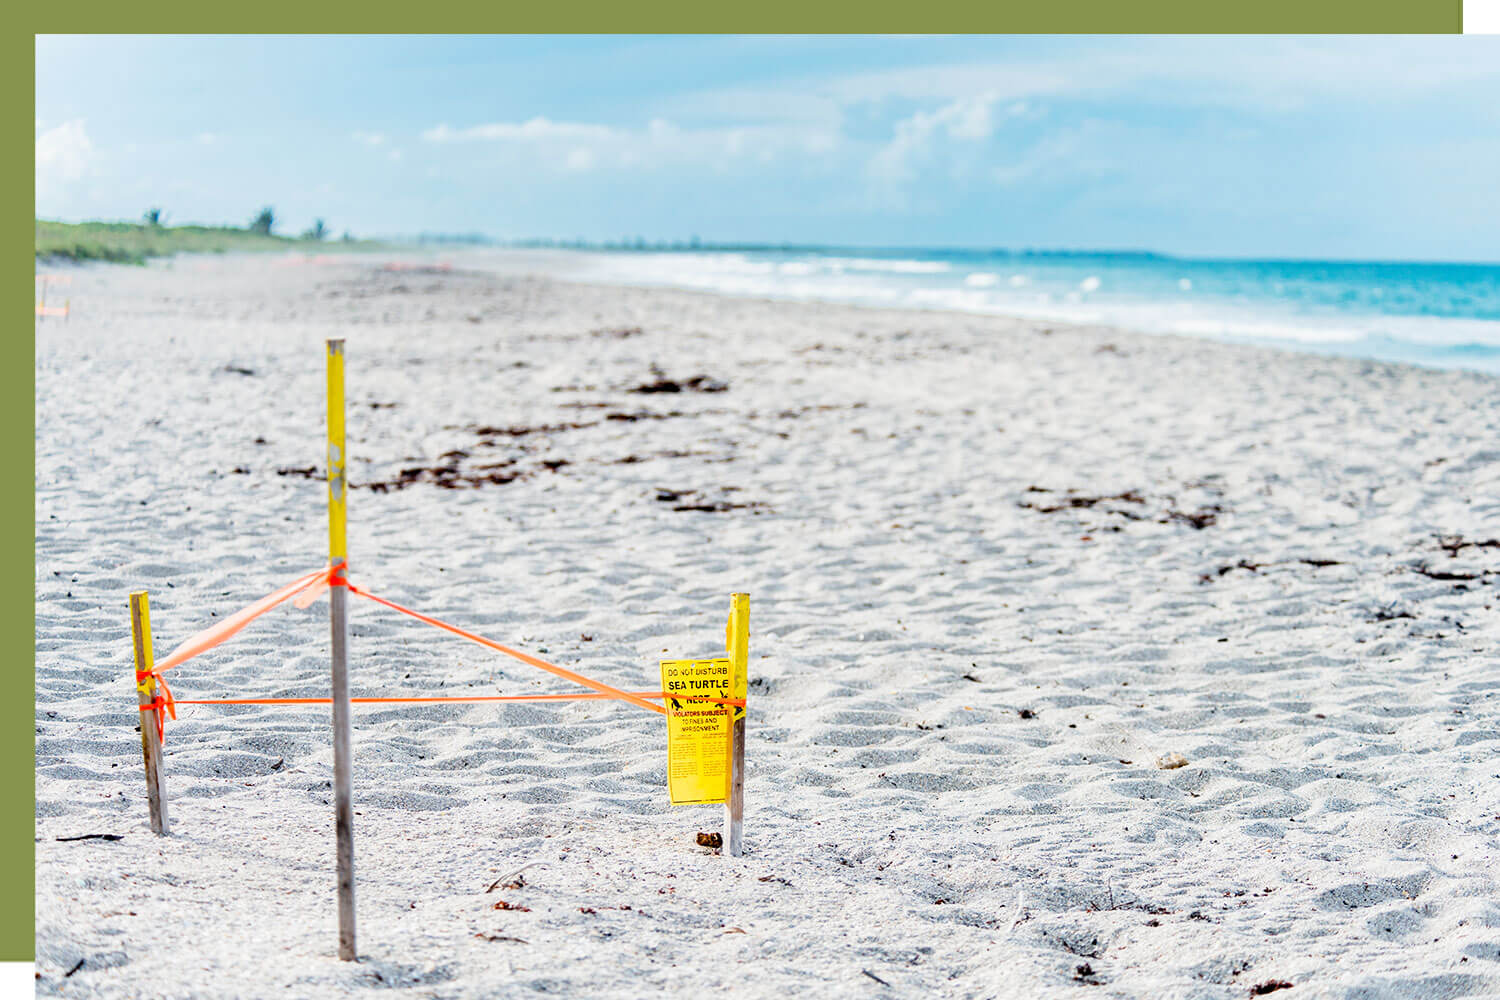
[{"left": 33, "top": 34, "right": 1500, "bottom": 261}]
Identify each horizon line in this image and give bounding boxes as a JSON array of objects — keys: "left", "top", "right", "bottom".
[{"left": 35, "top": 217, "right": 1500, "bottom": 269}]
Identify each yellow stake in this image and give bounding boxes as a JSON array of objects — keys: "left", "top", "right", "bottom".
[
  {"left": 129, "top": 591, "right": 168, "bottom": 835},
  {"left": 327, "top": 340, "right": 347, "bottom": 560},
  {"left": 326, "top": 339, "right": 356, "bottom": 961},
  {"left": 724, "top": 593, "right": 749, "bottom": 856}
]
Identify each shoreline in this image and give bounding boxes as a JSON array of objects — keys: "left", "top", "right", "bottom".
[{"left": 452, "top": 246, "right": 1500, "bottom": 378}]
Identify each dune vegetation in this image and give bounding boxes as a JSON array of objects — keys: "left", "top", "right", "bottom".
[{"left": 36, "top": 216, "right": 381, "bottom": 265}]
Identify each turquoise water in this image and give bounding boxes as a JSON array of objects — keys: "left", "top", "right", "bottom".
[{"left": 564, "top": 248, "right": 1500, "bottom": 374}]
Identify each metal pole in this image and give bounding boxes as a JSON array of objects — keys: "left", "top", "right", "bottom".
[{"left": 326, "top": 338, "right": 356, "bottom": 960}]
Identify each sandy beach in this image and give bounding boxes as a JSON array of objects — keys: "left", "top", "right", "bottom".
[{"left": 34, "top": 251, "right": 1500, "bottom": 998}]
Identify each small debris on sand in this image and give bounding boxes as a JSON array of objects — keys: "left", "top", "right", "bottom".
[
  {"left": 469, "top": 421, "right": 596, "bottom": 438},
  {"left": 1250, "top": 981, "right": 1294, "bottom": 996},
  {"left": 361, "top": 464, "right": 522, "bottom": 492},
  {"left": 1204, "top": 557, "right": 1344, "bottom": 582},
  {"left": 1021, "top": 486, "right": 1221, "bottom": 530},
  {"left": 696, "top": 831, "right": 723, "bottom": 849},
  {"left": 654, "top": 487, "right": 768, "bottom": 513},
  {"left": 485, "top": 863, "right": 543, "bottom": 892},
  {"left": 1156, "top": 753, "right": 1190, "bottom": 770},
  {"left": 631, "top": 374, "right": 728, "bottom": 394},
  {"left": 1020, "top": 488, "right": 1144, "bottom": 512},
  {"left": 606, "top": 410, "right": 687, "bottom": 423},
  {"left": 1435, "top": 534, "right": 1500, "bottom": 557}
]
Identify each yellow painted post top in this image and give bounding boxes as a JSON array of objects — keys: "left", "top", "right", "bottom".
[
  {"left": 129, "top": 591, "right": 155, "bottom": 693},
  {"left": 326, "top": 340, "right": 347, "bottom": 563},
  {"left": 727, "top": 593, "right": 749, "bottom": 714}
]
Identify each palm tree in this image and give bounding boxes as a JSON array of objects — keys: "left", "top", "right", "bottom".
[
  {"left": 302, "top": 219, "right": 330, "bottom": 241},
  {"left": 249, "top": 207, "right": 276, "bottom": 235}
]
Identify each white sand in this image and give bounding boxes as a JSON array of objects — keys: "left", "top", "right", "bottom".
[{"left": 35, "top": 251, "right": 1500, "bottom": 998}]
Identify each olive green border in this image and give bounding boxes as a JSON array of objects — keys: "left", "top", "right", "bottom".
[
  {"left": 17, "top": 1, "right": 1465, "bottom": 967},
  {"left": 11, "top": 27, "right": 36, "bottom": 965},
  {"left": 26, "top": 1, "right": 1467, "bottom": 32}
]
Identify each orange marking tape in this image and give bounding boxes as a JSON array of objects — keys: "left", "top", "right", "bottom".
[
  {"left": 135, "top": 567, "right": 333, "bottom": 742},
  {"left": 148, "top": 568, "right": 331, "bottom": 676},
  {"left": 145, "top": 694, "right": 171, "bottom": 743},
  {"left": 348, "top": 583, "right": 666, "bottom": 715},
  {"left": 169, "top": 691, "right": 745, "bottom": 707},
  {"left": 133, "top": 564, "right": 687, "bottom": 743}
]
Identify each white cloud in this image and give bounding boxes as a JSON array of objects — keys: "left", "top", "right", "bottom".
[
  {"left": 352, "top": 130, "right": 387, "bottom": 146},
  {"left": 655, "top": 36, "right": 1500, "bottom": 155},
  {"left": 421, "top": 114, "right": 837, "bottom": 174},
  {"left": 37, "top": 119, "right": 91, "bottom": 179},
  {"left": 823, "top": 37, "right": 1500, "bottom": 117},
  {"left": 407, "top": 36, "right": 1500, "bottom": 221},
  {"left": 36, "top": 119, "right": 92, "bottom": 202},
  {"left": 423, "top": 117, "right": 618, "bottom": 143},
  {"left": 944, "top": 95, "right": 1001, "bottom": 140},
  {"left": 869, "top": 94, "right": 1035, "bottom": 188}
]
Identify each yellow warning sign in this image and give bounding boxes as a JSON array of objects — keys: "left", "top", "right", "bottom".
[{"left": 660, "top": 657, "right": 733, "bottom": 805}]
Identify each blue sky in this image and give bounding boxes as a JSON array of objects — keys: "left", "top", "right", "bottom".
[{"left": 34, "top": 35, "right": 1500, "bottom": 261}]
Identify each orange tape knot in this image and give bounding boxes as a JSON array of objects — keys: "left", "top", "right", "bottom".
[{"left": 135, "top": 672, "right": 176, "bottom": 744}]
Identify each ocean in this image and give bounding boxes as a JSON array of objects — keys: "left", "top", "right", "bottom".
[{"left": 509, "top": 247, "right": 1500, "bottom": 375}]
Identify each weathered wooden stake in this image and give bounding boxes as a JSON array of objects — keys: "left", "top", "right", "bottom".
[
  {"left": 129, "top": 591, "right": 168, "bottom": 835},
  {"left": 725, "top": 593, "right": 749, "bottom": 856},
  {"left": 327, "top": 338, "right": 357, "bottom": 961}
]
